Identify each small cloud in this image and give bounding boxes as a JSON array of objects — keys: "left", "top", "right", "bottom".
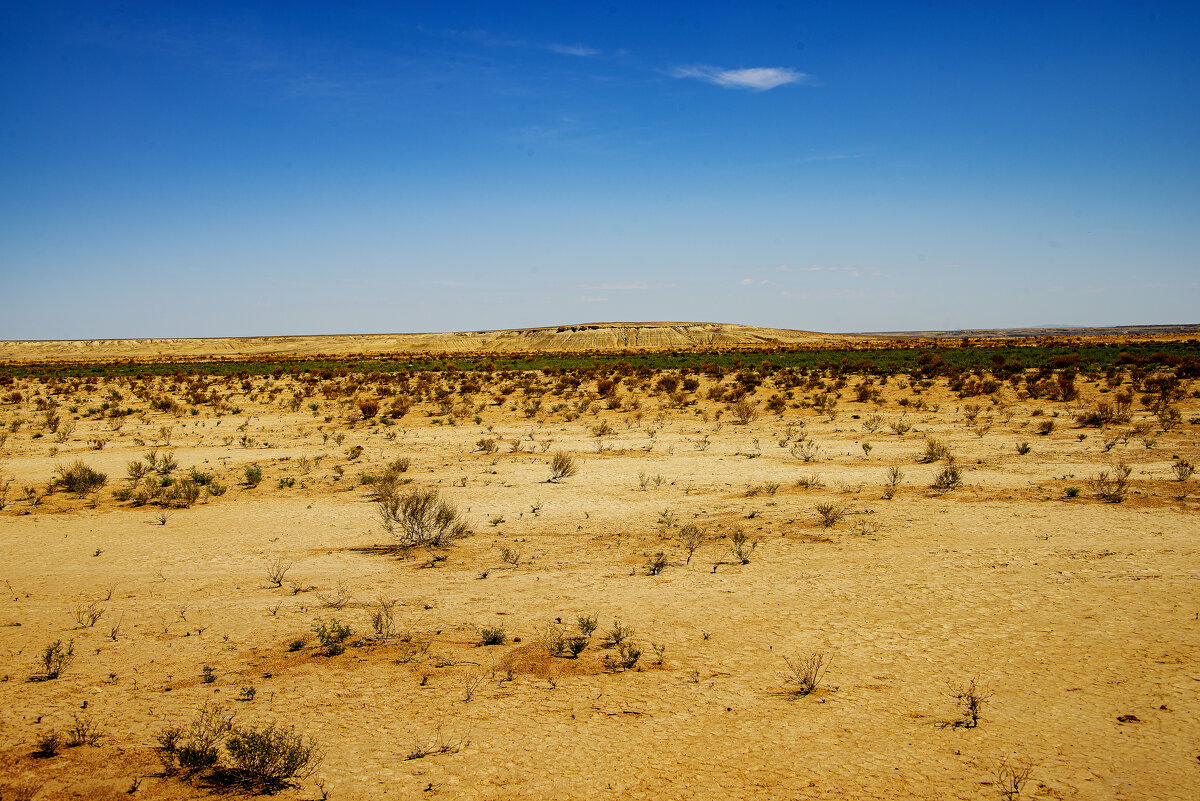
[
  {"left": 672, "top": 65, "right": 807, "bottom": 91},
  {"left": 576, "top": 296, "right": 608, "bottom": 304},
  {"left": 740, "top": 278, "right": 755, "bottom": 286},
  {"left": 547, "top": 43, "right": 599, "bottom": 57}
]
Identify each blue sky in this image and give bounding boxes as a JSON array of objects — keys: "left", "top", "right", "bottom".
[{"left": 2, "top": 1, "right": 1198, "bottom": 339}]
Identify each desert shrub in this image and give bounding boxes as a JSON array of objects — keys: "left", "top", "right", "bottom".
[
  {"left": 547, "top": 451, "right": 579, "bottom": 482},
  {"left": 729, "top": 529, "right": 757, "bottom": 564},
  {"left": 791, "top": 441, "right": 820, "bottom": 462},
  {"left": 357, "top": 399, "right": 380, "bottom": 419},
  {"left": 65, "top": 713, "right": 103, "bottom": 747},
  {"left": 35, "top": 639, "right": 73, "bottom": 680},
  {"left": 311, "top": 618, "right": 352, "bottom": 656},
  {"left": 369, "top": 457, "right": 413, "bottom": 503},
  {"left": 154, "top": 451, "right": 179, "bottom": 475},
  {"left": 644, "top": 552, "right": 668, "bottom": 575},
  {"left": 53, "top": 460, "right": 107, "bottom": 496},
  {"left": 931, "top": 463, "right": 963, "bottom": 493},
  {"left": 266, "top": 559, "right": 292, "bottom": 588},
  {"left": 562, "top": 635, "right": 588, "bottom": 657},
  {"left": 797, "top": 473, "right": 824, "bottom": 489},
  {"left": 478, "top": 626, "right": 506, "bottom": 646},
  {"left": 369, "top": 598, "right": 397, "bottom": 639},
  {"left": 783, "top": 652, "right": 829, "bottom": 696},
  {"left": 678, "top": 523, "right": 705, "bottom": 564},
  {"left": 73, "top": 600, "right": 104, "bottom": 628},
  {"left": 602, "top": 620, "right": 634, "bottom": 647},
  {"left": 1157, "top": 405, "right": 1181, "bottom": 430},
  {"left": 188, "top": 467, "right": 214, "bottom": 485},
  {"left": 918, "top": 437, "right": 952, "bottom": 463},
  {"left": 730, "top": 398, "right": 758, "bottom": 424},
  {"left": 165, "top": 478, "right": 201, "bottom": 508},
  {"left": 994, "top": 758, "right": 1034, "bottom": 801},
  {"left": 815, "top": 503, "right": 845, "bottom": 528},
  {"left": 603, "top": 642, "right": 642, "bottom": 672},
  {"left": 158, "top": 704, "right": 232, "bottom": 774},
  {"left": 577, "top": 613, "right": 599, "bottom": 637},
  {"left": 1173, "top": 459, "right": 1194, "bottom": 482},
  {"left": 1015, "top": 440, "right": 1031, "bottom": 455},
  {"left": 1092, "top": 462, "right": 1132, "bottom": 502},
  {"left": 34, "top": 730, "right": 62, "bottom": 758},
  {"left": 378, "top": 487, "right": 472, "bottom": 549},
  {"left": 944, "top": 678, "right": 991, "bottom": 728},
  {"left": 1036, "top": 420, "right": 1055, "bottom": 436},
  {"left": 223, "top": 723, "right": 322, "bottom": 790},
  {"left": 243, "top": 464, "right": 263, "bottom": 487},
  {"left": 882, "top": 465, "right": 904, "bottom": 499},
  {"left": 126, "top": 460, "right": 148, "bottom": 482}
]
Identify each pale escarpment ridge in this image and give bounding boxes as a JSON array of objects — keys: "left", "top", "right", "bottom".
[{"left": 0, "top": 322, "right": 866, "bottom": 362}]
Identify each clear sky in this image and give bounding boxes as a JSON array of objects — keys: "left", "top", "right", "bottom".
[{"left": 2, "top": 1, "right": 1198, "bottom": 339}]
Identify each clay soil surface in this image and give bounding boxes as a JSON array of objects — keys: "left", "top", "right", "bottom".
[{"left": 0, "top": 356, "right": 1197, "bottom": 800}]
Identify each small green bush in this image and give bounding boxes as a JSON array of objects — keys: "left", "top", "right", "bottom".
[
  {"left": 311, "top": 618, "right": 351, "bottom": 656},
  {"left": 243, "top": 464, "right": 263, "bottom": 487},
  {"left": 478, "top": 626, "right": 506, "bottom": 646},
  {"left": 36, "top": 639, "right": 73, "bottom": 680},
  {"left": 53, "top": 460, "right": 106, "bottom": 496},
  {"left": 223, "top": 723, "right": 321, "bottom": 790}
]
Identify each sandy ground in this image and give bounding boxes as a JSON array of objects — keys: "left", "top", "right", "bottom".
[
  {"left": 0, "top": 323, "right": 861, "bottom": 363},
  {"left": 0, "top": 365, "right": 1197, "bottom": 800}
]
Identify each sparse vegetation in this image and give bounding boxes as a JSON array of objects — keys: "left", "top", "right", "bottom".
[
  {"left": 931, "top": 462, "right": 963, "bottom": 493},
  {"left": 53, "top": 460, "right": 107, "bottom": 496},
  {"left": 35, "top": 639, "right": 73, "bottom": 680},
  {"left": 944, "top": 678, "right": 991, "bottom": 728},
  {"left": 815, "top": 502, "right": 845, "bottom": 528},
  {"left": 378, "top": 487, "right": 472, "bottom": 549},
  {"left": 548, "top": 451, "right": 579, "bottom": 482},
  {"left": 782, "top": 652, "right": 829, "bottom": 696},
  {"left": 0, "top": 340, "right": 1196, "bottom": 799},
  {"left": 1092, "top": 461, "right": 1132, "bottom": 502}
]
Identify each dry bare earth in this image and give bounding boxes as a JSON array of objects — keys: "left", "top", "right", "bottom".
[
  {"left": 0, "top": 359, "right": 1197, "bottom": 800},
  {"left": 0, "top": 322, "right": 860, "bottom": 363}
]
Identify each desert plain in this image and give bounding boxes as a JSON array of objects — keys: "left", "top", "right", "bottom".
[{"left": 0, "top": 323, "right": 1197, "bottom": 800}]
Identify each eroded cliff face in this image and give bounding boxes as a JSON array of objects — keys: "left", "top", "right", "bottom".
[{"left": 0, "top": 322, "right": 856, "bottom": 362}]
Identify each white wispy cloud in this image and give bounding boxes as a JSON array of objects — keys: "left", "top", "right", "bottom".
[
  {"left": 672, "top": 65, "right": 807, "bottom": 91},
  {"left": 546, "top": 43, "right": 600, "bottom": 57}
]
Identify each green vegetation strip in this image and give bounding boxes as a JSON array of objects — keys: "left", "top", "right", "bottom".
[{"left": 1, "top": 341, "right": 1197, "bottom": 379}]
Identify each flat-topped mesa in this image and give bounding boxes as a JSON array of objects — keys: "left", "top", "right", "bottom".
[{"left": 0, "top": 322, "right": 860, "bottom": 363}]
